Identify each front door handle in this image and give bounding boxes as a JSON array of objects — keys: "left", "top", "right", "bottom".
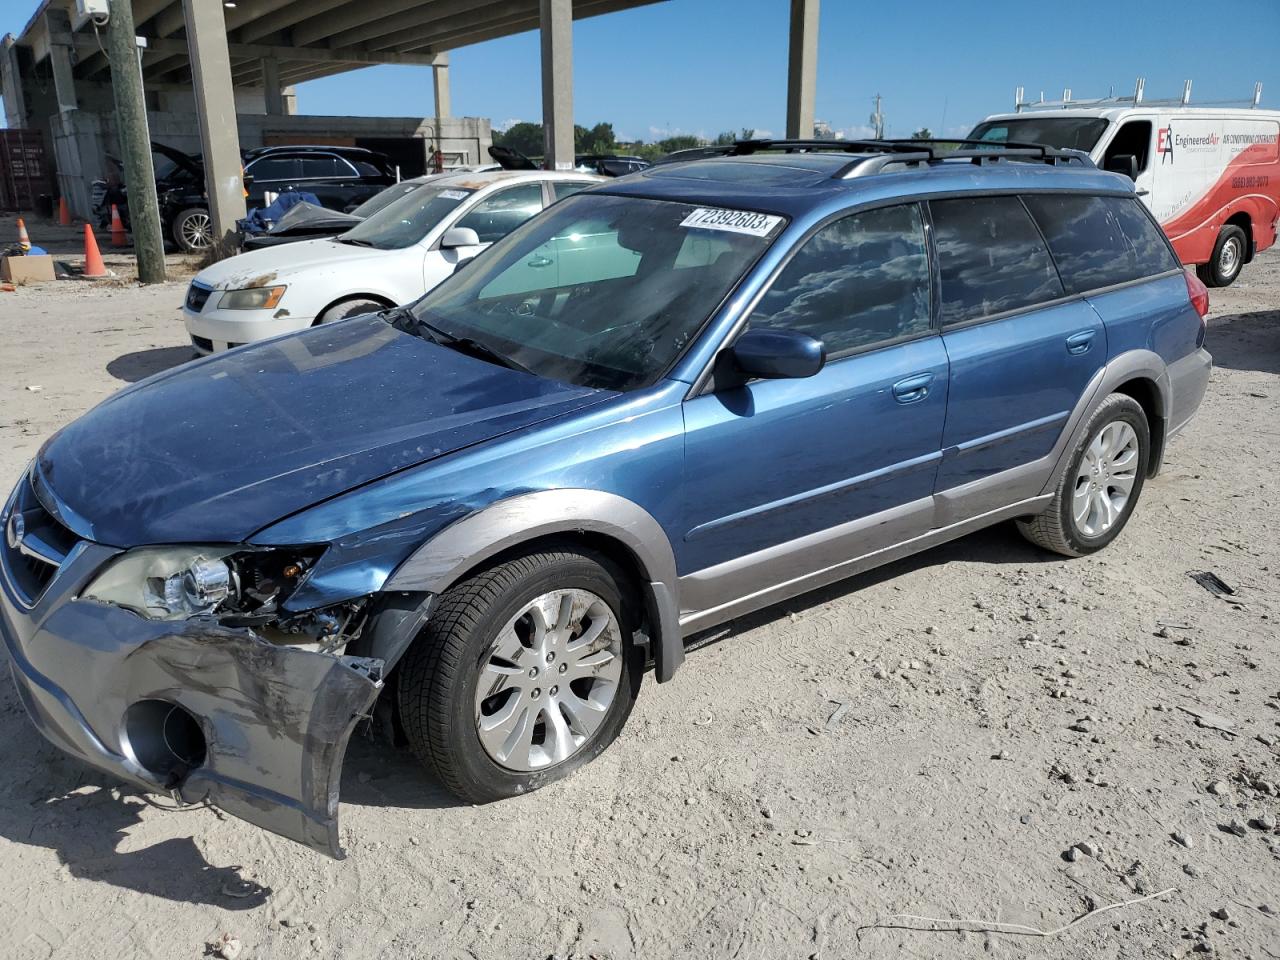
[
  {"left": 892, "top": 372, "right": 935, "bottom": 404},
  {"left": 1066, "top": 330, "right": 1097, "bottom": 355}
]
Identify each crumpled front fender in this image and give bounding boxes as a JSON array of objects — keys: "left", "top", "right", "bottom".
[{"left": 1, "top": 540, "right": 382, "bottom": 859}]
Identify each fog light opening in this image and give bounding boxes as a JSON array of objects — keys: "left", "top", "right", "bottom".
[{"left": 123, "top": 700, "right": 207, "bottom": 787}]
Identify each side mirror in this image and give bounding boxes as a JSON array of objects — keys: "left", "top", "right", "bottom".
[
  {"left": 730, "top": 328, "right": 825, "bottom": 380},
  {"left": 441, "top": 227, "right": 481, "bottom": 249},
  {"left": 1105, "top": 154, "right": 1139, "bottom": 181}
]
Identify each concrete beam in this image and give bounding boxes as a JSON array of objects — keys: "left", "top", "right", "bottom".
[
  {"left": 72, "top": 33, "right": 446, "bottom": 67},
  {"left": 395, "top": 0, "right": 657, "bottom": 52},
  {"left": 434, "top": 58, "right": 451, "bottom": 119},
  {"left": 325, "top": 0, "right": 522, "bottom": 49},
  {"left": 234, "top": 0, "right": 349, "bottom": 43},
  {"left": 261, "top": 57, "right": 284, "bottom": 115},
  {"left": 540, "top": 0, "right": 573, "bottom": 170},
  {"left": 131, "top": 0, "right": 178, "bottom": 30},
  {"left": 182, "top": 0, "right": 246, "bottom": 245},
  {"left": 785, "top": 0, "right": 819, "bottom": 139},
  {"left": 282, "top": 84, "right": 297, "bottom": 115}
]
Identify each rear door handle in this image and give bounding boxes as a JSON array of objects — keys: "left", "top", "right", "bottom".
[
  {"left": 892, "top": 372, "right": 935, "bottom": 404},
  {"left": 1066, "top": 330, "right": 1096, "bottom": 355}
]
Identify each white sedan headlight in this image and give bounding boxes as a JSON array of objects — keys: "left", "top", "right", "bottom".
[
  {"left": 83, "top": 547, "right": 238, "bottom": 621},
  {"left": 218, "top": 285, "right": 286, "bottom": 310}
]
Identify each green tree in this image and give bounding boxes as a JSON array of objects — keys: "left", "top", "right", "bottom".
[
  {"left": 493, "top": 122, "right": 544, "bottom": 157},
  {"left": 911, "top": 127, "right": 935, "bottom": 140},
  {"left": 575, "top": 122, "right": 618, "bottom": 155}
]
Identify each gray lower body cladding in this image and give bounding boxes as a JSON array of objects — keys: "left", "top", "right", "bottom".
[{"left": 1, "top": 542, "right": 381, "bottom": 859}]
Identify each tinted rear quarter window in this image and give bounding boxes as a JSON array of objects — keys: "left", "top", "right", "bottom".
[
  {"left": 930, "top": 196, "right": 1063, "bottom": 325},
  {"left": 1025, "top": 194, "right": 1179, "bottom": 293}
]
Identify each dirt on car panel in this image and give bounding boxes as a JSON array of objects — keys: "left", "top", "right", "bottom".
[
  {"left": 244, "top": 272, "right": 278, "bottom": 289},
  {"left": 140, "top": 624, "right": 383, "bottom": 858}
]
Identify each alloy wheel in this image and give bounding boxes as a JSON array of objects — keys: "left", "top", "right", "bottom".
[
  {"left": 473, "top": 588, "right": 623, "bottom": 771},
  {"left": 1072, "top": 420, "right": 1139, "bottom": 537},
  {"left": 181, "top": 213, "right": 212, "bottom": 249}
]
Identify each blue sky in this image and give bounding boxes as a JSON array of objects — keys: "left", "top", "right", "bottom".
[{"left": 4, "top": 0, "right": 1279, "bottom": 139}]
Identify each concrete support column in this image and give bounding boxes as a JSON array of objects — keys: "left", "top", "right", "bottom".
[
  {"left": 539, "top": 0, "right": 573, "bottom": 170},
  {"left": 182, "top": 0, "right": 246, "bottom": 248},
  {"left": 785, "top": 0, "right": 819, "bottom": 139},
  {"left": 44, "top": 9, "right": 79, "bottom": 115},
  {"left": 261, "top": 58, "right": 284, "bottom": 116},
  {"left": 0, "top": 37, "right": 27, "bottom": 129},
  {"left": 433, "top": 55, "right": 451, "bottom": 120},
  {"left": 282, "top": 86, "right": 297, "bottom": 116}
]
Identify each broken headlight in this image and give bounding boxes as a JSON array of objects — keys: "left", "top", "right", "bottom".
[
  {"left": 219, "top": 285, "right": 286, "bottom": 310},
  {"left": 83, "top": 546, "right": 317, "bottom": 621}
]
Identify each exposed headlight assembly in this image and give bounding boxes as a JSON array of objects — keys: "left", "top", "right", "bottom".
[
  {"left": 83, "top": 546, "right": 318, "bottom": 622},
  {"left": 218, "top": 285, "right": 286, "bottom": 310}
]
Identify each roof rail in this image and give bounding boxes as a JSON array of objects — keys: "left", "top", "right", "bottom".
[
  {"left": 653, "top": 138, "right": 1094, "bottom": 179},
  {"left": 1014, "top": 78, "right": 1264, "bottom": 112}
]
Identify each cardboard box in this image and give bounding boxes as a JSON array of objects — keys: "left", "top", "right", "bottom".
[{"left": 1, "top": 254, "right": 56, "bottom": 284}]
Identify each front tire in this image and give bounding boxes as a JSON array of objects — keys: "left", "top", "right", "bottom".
[
  {"left": 1197, "top": 224, "right": 1247, "bottom": 287},
  {"left": 171, "top": 206, "right": 213, "bottom": 251},
  {"left": 1017, "top": 393, "right": 1150, "bottom": 557},
  {"left": 315, "top": 297, "right": 385, "bottom": 324},
  {"left": 396, "top": 546, "right": 644, "bottom": 804}
]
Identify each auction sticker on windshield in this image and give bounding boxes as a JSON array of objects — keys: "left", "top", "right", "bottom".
[
  {"left": 440, "top": 190, "right": 469, "bottom": 201},
  {"left": 680, "top": 207, "right": 783, "bottom": 237}
]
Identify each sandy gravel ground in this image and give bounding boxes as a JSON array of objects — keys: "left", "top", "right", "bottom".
[{"left": 0, "top": 218, "right": 1278, "bottom": 959}]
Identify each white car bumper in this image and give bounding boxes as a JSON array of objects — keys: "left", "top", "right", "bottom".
[{"left": 182, "top": 284, "right": 313, "bottom": 354}]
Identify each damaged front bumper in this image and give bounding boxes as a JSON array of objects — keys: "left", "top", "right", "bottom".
[{"left": 0, "top": 540, "right": 383, "bottom": 859}]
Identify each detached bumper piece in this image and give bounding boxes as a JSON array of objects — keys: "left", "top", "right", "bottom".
[{"left": 1, "top": 531, "right": 382, "bottom": 859}]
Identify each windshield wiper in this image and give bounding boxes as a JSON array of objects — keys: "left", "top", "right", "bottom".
[
  {"left": 389, "top": 309, "right": 536, "bottom": 375},
  {"left": 337, "top": 236, "right": 376, "bottom": 247}
]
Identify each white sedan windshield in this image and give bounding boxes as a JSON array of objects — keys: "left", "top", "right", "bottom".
[{"left": 339, "top": 183, "right": 472, "bottom": 249}]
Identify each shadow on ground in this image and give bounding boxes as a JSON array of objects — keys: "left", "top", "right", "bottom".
[
  {"left": 1205, "top": 309, "right": 1280, "bottom": 375},
  {"left": 107, "top": 346, "right": 196, "bottom": 382}
]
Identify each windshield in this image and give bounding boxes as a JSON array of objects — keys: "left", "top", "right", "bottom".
[
  {"left": 350, "top": 180, "right": 425, "bottom": 218},
  {"left": 339, "top": 183, "right": 472, "bottom": 249},
  {"left": 403, "top": 194, "right": 784, "bottom": 391},
  {"left": 968, "top": 117, "right": 1110, "bottom": 153}
]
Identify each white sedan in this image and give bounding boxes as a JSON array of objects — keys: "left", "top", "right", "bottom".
[{"left": 182, "top": 169, "right": 604, "bottom": 353}]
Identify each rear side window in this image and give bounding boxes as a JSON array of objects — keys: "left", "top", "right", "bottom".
[
  {"left": 1105, "top": 197, "right": 1181, "bottom": 275},
  {"left": 930, "top": 196, "right": 1064, "bottom": 325},
  {"left": 749, "top": 203, "right": 932, "bottom": 355},
  {"left": 1024, "top": 194, "right": 1179, "bottom": 292}
]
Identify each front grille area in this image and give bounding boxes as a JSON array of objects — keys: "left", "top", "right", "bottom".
[
  {"left": 2, "top": 471, "right": 79, "bottom": 607},
  {"left": 185, "top": 282, "right": 213, "bottom": 312}
]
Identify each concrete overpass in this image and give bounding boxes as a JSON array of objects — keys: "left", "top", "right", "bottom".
[{"left": 2, "top": 0, "right": 821, "bottom": 253}]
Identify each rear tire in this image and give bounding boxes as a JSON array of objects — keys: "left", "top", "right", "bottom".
[
  {"left": 1197, "top": 224, "right": 1247, "bottom": 287},
  {"left": 396, "top": 546, "right": 644, "bottom": 804},
  {"left": 1017, "top": 393, "right": 1150, "bottom": 557},
  {"left": 315, "top": 297, "right": 385, "bottom": 324}
]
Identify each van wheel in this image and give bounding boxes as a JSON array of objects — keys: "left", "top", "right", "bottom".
[
  {"left": 1017, "top": 394, "right": 1149, "bottom": 557},
  {"left": 315, "top": 298, "right": 385, "bottom": 324},
  {"left": 396, "top": 546, "right": 644, "bottom": 804},
  {"left": 1197, "top": 224, "right": 1247, "bottom": 287}
]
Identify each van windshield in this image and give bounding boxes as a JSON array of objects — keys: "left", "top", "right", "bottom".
[
  {"left": 968, "top": 117, "right": 1110, "bottom": 153},
  {"left": 401, "top": 194, "right": 784, "bottom": 391}
]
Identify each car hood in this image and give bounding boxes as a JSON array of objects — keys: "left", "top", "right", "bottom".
[
  {"left": 194, "top": 237, "right": 397, "bottom": 290},
  {"left": 37, "top": 316, "right": 610, "bottom": 546}
]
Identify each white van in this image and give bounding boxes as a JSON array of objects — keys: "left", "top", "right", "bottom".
[{"left": 971, "top": 84, "right": 1280, "bottom": 286}]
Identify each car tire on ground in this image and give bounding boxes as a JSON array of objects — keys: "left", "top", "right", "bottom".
[
  {"left": 1017, "top": 393, "right": 1150, "bottom": 558},
  {"left": 396, "top": 545, "right": 644, "bottom": 804},
  {"left": 171, "top": 207, "right": 213, "bottom": 252},
  {"left": 315, "top": 298, "right": 386, "bottom": 324},
  {"left": 1196, "top": 224, "right": 1247, "bottom": 288}
]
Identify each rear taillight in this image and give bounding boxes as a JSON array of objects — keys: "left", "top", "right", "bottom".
[{"left": 1185, "top": 269, "right": 1210, "bottom": 318}]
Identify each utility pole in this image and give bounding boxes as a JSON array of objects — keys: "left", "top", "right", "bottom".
[
  {"left": 870, "top": 94, "right": 885, "bottom": 139},
  {"left": 105, "top": 0, "right": 166, "bottom": 283}
]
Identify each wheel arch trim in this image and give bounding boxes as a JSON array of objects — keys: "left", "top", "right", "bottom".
[{"left": 383, "top": 490, "right": 685, "bottom": 682}]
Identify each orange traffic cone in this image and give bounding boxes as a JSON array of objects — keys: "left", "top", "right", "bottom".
[
  {"left": 83, "top": 224, "right": 107, "bottom": 278},
  {"left": 16, "top": 217, "right": 31, "bottom": 251},
  {"left": 58, "top": 196, "right": 71, "bottom": 226},
  {"left": 109, "top": 204, "right": 127, "bottom": 247}
]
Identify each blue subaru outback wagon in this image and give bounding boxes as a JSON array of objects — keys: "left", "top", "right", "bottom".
[{"left": 1, "top": 140, "right": 1212, "bottom": 857}]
